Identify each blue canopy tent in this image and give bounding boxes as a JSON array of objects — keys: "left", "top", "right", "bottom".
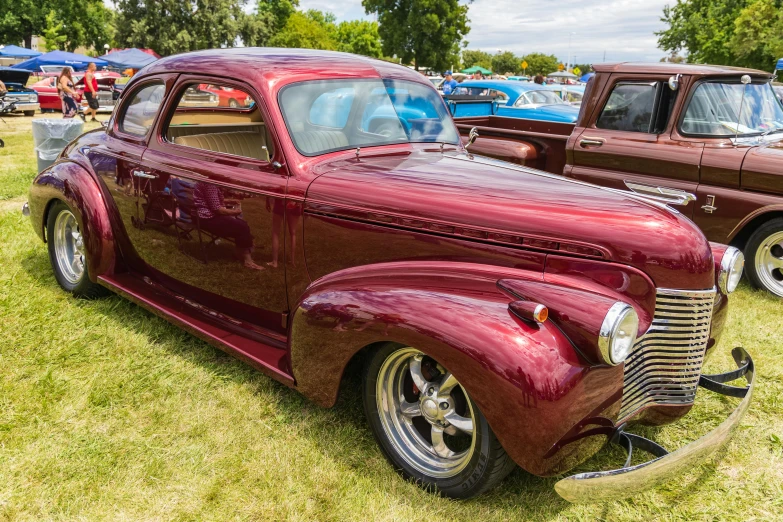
[
  {"left": 11, "top": 50, "right": 107, "bottom": 72},
  {"left": 579, "top": 72, "right": 595, "bottom": 82},
  {"left": 0, "top": 45, "right": 42, "bottom": 58},
  {"left": 101, "top": 48, "right": 157, "bottom": 69},
  {"left": 775, "top": 58, "right": 783, "bottom": 74}
]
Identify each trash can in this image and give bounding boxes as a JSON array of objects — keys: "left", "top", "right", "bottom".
[{"left": 32, "top": 118, "right": 84, "bottom": 171}]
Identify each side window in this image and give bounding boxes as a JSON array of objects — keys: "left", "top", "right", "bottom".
[
  {"left": 164, "top": 81, "right": 271, "bottom": 162},
  {"left": 596, "top": 82, "right": 657, "bottom": 132},
  {"left": 119, "top": 82, "right": 165, "bottom": 136}
]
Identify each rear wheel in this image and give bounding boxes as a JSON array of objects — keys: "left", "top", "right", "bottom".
[
  {"left": 363, "top": 344, "right": 515, "bottom": 498},
  {"left": 745, "top": 218, "right": 783, "bottom": 297},
  {"left": 228, "top": 98, "right": 240, "bottom": 108},
  {"left": 46, "top": 201, "right": 108, "bottom": 298},
  {"left": 24, "top": 110, "right": 35, "bottom": 117}
]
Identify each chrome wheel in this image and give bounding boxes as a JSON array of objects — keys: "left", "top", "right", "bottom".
[
  {"left": 53, "top": 209, "right": 85, "bottom": 285},
  {"left": 755, "top": 231, "right": 783, "bottom": 297},
  {"left": 376, "top": 348, "right": 476, "bottom": 478}
]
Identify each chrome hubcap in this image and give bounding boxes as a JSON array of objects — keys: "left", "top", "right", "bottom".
[
  {"left": 53, "top": 210, "right": 85, "bottom": 285},
  {"left": 755, "top": 231, "right": 783, "bottom": 297},
  {"left": 376, "top": 348, "right": 476, "bottom": 478}
]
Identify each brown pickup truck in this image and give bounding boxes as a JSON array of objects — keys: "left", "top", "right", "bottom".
[{"left": 456, "top": 63, "right": 783, "bottom": 297}]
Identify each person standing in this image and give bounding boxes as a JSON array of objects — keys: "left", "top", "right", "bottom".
[
  {"left": 441, "top": 71, "right": 458, "bottom": 95},
  {"left": 533, "top": 74, "right": 545, "bottom": 85},
  {"left": 57, "top": 67, "right": 80, "bottom": 119},
  {"left": 83, "top": 62, "right": 100, "bottom": 122}
]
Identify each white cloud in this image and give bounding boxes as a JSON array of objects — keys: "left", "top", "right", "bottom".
[{"left": 298, "top": 0, "right": 673, "bottom": 63}]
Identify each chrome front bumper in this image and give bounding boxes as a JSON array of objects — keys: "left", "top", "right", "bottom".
[
  {"left": 11, "top": 102, "right": 40, "bottom": 113},
  {"left": 555, "top": 347, "right": 754, "bottom": 503}
]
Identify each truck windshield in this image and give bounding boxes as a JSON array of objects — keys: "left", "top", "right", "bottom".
[
  {"left": 681, "top": 81, "right": 783, "bottom": 136},
  {"left": 279, "top": 79, "right": 460, "bottom": 156}
]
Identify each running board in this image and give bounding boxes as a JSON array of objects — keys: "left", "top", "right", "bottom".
[{"left": 99, "top": 273, "right": 295, "bottom": 387}]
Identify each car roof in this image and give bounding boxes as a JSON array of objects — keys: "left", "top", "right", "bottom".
[
  {"left": 141, "top": 47, "right": 429, "bottom": 90},
  {"left": 593, "top": 62, "right": 773, "bottom": 78},
  {"left": 457, "top": 80, "right": 555, "bottom": 96}
]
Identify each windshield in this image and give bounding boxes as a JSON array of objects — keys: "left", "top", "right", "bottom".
[
  {"left": 279, "top": 79, "right": 460, "bottom": 156},
  {"left": 681, "top": 81, "right": 783, "bottom": 136},
  {"left": 514, "top": 90, "right": 563, "bottom": 107}
]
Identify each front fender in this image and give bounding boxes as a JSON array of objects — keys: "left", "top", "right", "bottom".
[
  {"left": 28, "top": 160, "right": 116, "bottom": 281},
  {"left": 289, "top": 261, "right": 625, "bottom": 476}
]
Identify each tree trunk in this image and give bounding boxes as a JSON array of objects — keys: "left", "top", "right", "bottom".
[{"left": 24, "top": 34, "right": 32, "bottom": 49}]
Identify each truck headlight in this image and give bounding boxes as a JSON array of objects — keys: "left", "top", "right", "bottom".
[
  {"left": 598, "top": 302, "right": 639, "bottom": 365},
  {"left": 719, "top": 246, "right": 744, "bottom": 294},
  {"left": 31, "top": 94, "right": 38, "bottom": 102}
]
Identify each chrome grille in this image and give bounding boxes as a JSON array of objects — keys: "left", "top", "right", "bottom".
[{"left": 618, "top": 287, "right": 716, "bottom": 421}]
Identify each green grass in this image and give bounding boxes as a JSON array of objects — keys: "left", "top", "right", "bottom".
[{"left": 0, "top": 117, "right": 782, "bottom": 520}]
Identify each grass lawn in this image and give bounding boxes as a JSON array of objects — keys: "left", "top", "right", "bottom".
[{"left": 1, "top": 114, "right": 782, "bottom": 520}]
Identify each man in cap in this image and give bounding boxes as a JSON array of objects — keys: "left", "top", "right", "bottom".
[{"left": 441, "top": 71, "right": 458, "bottom": 95}]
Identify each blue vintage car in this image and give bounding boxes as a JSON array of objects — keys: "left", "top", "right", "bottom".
[{"left": 447, "top": 80, "right": 580, "bottom": 122}]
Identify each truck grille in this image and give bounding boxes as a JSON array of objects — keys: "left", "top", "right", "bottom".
[{"left": 618, "top": 287, "right": 716, "bottom": 421}]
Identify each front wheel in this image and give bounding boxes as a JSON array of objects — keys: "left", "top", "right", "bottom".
[
  {"left": 363, "top": 344, "right": 515, "bottom": 498},
  {"left": 47, "top": 201, "right": 108, "bottom": 298},
  {"left": 744, "top": 218, "right": 783, "bottom": 297}
]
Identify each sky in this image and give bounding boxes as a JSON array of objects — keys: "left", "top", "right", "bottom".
[{"left": 298, "top": 0, "right": 674, "bottom": 65}]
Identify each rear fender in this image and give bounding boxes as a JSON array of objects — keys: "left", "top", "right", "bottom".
[
  {"left": 289, "top": 261, "right": 625, "bottom": 475},
  {"left": 28, "top": 160, "right": 116, "bottom": 281}
]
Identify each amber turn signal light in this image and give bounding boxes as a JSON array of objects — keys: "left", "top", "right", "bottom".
[{"left": 509, "top": 301, "right": 548, "bottom": 323}]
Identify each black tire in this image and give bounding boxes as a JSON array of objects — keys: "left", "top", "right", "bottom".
[
  {"left": 24, "top": 110, "right": 35, "bottom": 117},
  {"left": 46, "top": 200, "right": 109, "bottom": 299},
  {"left": 363, "top": 343, "right": 516, "bottom": 498},
  {"left": 743, "top": 217, "right": 783, "bottom": 297}
]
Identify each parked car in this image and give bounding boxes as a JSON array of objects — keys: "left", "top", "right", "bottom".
[
  {"left": 199, "top": 83, "right": 253, "bottom": 107},
  {"left": 31, "top": 71, "right": 122, "bottom": 113},
  {"left": 448, "top": 80, "right": 580, "bottom": 122},
  {"left": 549, "top": 83, "right": 586, "bottom": 106},
  {"left": 25, "top": 49, "right": 754, "bottom": 502},
  {"left": 452, "top": 62, "right": 783, "bottom": 297},
  {"left": 0, "top": 67, "right": 39, "bottom": 116}
]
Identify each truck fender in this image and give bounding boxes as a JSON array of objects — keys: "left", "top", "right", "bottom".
[
  {"left": 289, "top": 261, "right": 624, "bottom": 476},
  {"left": 28, "top": 160, "right": 116, "bottom": 282}
]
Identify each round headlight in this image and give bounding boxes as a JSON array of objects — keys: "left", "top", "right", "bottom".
[
  {"left": 719, "top": 246, "right": 744, "bottom": 294},
  {"left": 31, "top": 94, "right": 38, "bottom": 102},
  {"left": 598, "top": 302, "right": 639, "bottom": 365}
]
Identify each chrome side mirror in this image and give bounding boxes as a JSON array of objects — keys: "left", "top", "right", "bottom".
[
  {"left": 466, "top": 127, "right": 479, "bottom": 149},
  {"left": 668, "top": 74, "right": 681, "bottom": 91}
]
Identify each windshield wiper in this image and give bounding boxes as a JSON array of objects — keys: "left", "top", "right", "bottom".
[{"left": 760, "top": 127, "right": 783, "bottom": 137}]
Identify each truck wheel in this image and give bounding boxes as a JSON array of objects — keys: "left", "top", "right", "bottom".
[
  {"left": 744, "top": 217, "right": 783, "bottom": 297},
  {"left": 363, "top": 344, "right": 515, "bottom": 498},
  {"left": 46, "top": 201, "right": 109, "bottom": 299},
  {"left": 24, "top": 110, "right": 35, "bottom": 117}
]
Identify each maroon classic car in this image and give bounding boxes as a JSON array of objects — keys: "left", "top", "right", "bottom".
[
  {"left": 24, "top": 49, "right": 754, "bottom": 501},
  {"left": 453, "top": 63, "right": 783, "bottom": 298}
]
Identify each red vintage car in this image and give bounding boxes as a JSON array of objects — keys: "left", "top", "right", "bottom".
[
  {"left": 198, "top": 83, "right": 253, "bottom": 107},
  {"left": 24, "top": 49, "right": 754, "bottom": 501},
  {"left": 31, "top": 71, "right": 122, "bottom": 113}
]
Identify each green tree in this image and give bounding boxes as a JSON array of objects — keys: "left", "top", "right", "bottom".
[
  {"left": 362, "top": 0, "right": 470, "bottom": 71},
  {"left": 491, "top": 51, "right": 518, "bottom": 75},
  {"left": 656, "top": 0, "right": 782, "bottom": 71},
  {"left": 0, "top": 0, "right": 113, "bottom": 51},
  {"left": 241, "top": 0, "right": 298, "bottom": 46},
  {"left": 116, "top": 0, "right": 262, "bottom": 56},
  {"left": 41, "top": 10, "right": 67, "bottom": 51},
  {"left": 520, "top": 52, "right": 559, "bottom": 75},
  {"left": 336, "top": 20, "right": 383, "bottom": 58},
  {"left": 461, "top": 49, "right": 492, "bottom": 70},
  {"left": 268, "top": 10, "right": 337, "bottom": 50}
]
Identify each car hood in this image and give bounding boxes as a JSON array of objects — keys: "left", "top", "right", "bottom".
[
  {"left": 305, "top": 149, "right": 714, "bottom": 289},
  {"left": 2, "top": 83, "right": 35, "bottom": 93},
  {"left": 740, "top": 139, "right": 783, "bottom": 196},
  {"left": 0, "top": 68, "right": 32, "bottom": 85}
]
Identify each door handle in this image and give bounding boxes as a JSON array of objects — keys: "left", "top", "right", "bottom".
[
  {"left": 579, "top": 137, "right": 605, "bottom": 148},
  {"left": 132, "top": 169, "right": 158, "bottom": 179}
]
